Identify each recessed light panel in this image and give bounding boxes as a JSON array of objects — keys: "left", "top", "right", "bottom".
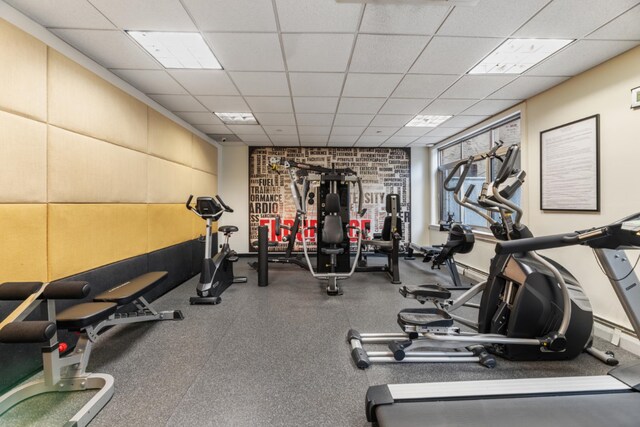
[
  {"left": 127, "top": 31, "right": 222, "bottom": 69},
  {"left": 469, "top": 38, "right": 573, "bottom": 74},
  {"left": 215, "top": 112, "right": 258, "bottom": 125},
  {"left": 405, "top": 115, "right": 452, "bottom": 127}
]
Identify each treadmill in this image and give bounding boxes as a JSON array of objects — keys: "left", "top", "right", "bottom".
[{"left": 366, "top": 213, "right": 640, "bottom": 427}]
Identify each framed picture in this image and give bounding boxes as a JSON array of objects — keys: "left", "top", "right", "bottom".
[
  {"left": 632, "top": 86, "right": 640, "bottom": 109},
  {"left": 540, "top": 115, "right": 600, "bottom": 212}
]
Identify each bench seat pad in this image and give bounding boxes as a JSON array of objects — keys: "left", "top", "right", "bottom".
[
  {"left": 57, "top": 302, "right": 117, "bottom": 330},
  {"left": 93, "top": 271, "right": 168, "bottom": 305}
]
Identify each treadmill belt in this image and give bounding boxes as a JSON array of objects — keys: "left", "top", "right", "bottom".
[{"left": 376, "top": 392, "right": 639, "bottom": 427}]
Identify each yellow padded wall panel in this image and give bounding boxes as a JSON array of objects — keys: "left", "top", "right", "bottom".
[
  {"left": 191, "top": 135, "right": 218, "bottom": 174},
  {"left": 48, "top": 204, "right": 148, "bottom": 280},
  {"left": 0, "top": 204, "right": 47, "bottom": 282},
  {"left": 0, "top": 19, "right": 46, "bottom": 121},
  {"left": 48, "top": 126, "right": 148, "bottom": 203},
  {"left": 0, "top": 111, "right": 47, "bottom": 203},
  {"left": 148, "top": 204, "right": 193, "bottom": 252},
  {"left": 148, "top": 109, "right": 193, "bottom": 166},
  {"left": 48, "top": 50, "right": 148, "bottom": 153},
  {"left": 147, "top": 157, "right": 191, "bottom": 203}
]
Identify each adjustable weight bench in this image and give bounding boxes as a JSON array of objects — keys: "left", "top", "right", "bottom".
[{"left": 0, "top": 271, "right": 182, "bottom": 427}]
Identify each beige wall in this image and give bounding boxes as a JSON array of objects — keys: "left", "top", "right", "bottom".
[
  {"left": 430, "top": 45, "right": 640, "bottom": 328},
  {"left": 0, "top": 19, "right": 218, "bottom": 282}
]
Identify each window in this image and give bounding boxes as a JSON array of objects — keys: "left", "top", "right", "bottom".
[{"left": 438, "top": 115, "right": 521, "bottom": 229}]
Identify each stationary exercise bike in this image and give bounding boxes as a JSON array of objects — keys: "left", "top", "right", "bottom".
[{"left": 186, "top": 195, "right": 247, "bottom": 305}]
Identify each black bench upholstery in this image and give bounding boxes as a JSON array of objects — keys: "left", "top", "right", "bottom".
[
  {"left": 57, "top": 302, "right": 118, "bottom": 330},
  {"left": 93, "top": 271, "right": 167, "bottom": 305}
]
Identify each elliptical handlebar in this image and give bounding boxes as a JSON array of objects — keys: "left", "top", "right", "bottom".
[{"left": 215, "top": 195, "right": 233, "bottom": 213}]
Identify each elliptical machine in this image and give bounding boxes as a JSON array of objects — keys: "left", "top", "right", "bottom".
[
  {"left": 186, "top": 195, "right": 247, "bottom": 305},
  {"left": 348, "top": 143, "right": 597, "bottom": 368}
]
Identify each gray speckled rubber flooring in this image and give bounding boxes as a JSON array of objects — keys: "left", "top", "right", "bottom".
[{"left": 1, "top": 257, "right": 638, "bottom": 426}]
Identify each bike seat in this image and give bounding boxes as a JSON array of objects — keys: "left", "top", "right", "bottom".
[
  {"left": 399, "top": 284, "right": 451, "bottom": 301},
  {"left": 219, "top": 225, "right": 238, "bottom": 234}
]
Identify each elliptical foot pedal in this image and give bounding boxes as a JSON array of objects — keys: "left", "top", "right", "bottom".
[{"left": 190, "top": 296, "right": 222, "bottom": 305}]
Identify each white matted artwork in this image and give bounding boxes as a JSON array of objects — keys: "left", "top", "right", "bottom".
[
  {"left": 632, "top": 86, "right": 640, "bottom": 109},
  {"left": 540, "top": 115, "right": 600, "bottom": 212}
]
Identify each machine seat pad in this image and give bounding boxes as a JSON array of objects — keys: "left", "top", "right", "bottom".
[
  {"left": 219, "top": 225, "right": 238, "bottom": 233},
  {"left": 321, "top": 247, "right": 344, "bottom": 255},
  {"left": 94, "top": 271, "right": 168, "bottom": 305},
  {"left": 400, "top": 284, "right": 451, "bottom": 300},
  {"left": 397, "top": 308, "right": 453, "bottom": 328},
  {"left": 57, "top": 302, "right": 117, "bottom": 330}
]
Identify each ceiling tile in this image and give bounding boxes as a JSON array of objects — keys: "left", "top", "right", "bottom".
[
  {"left": 204, "top": 33, "right": 284, "bottom": 71},
  {"left": 296, "top": 114, "right": 334, "bottom": 126},
  {"left": 245, "top": 97, "right": 293, "bottom": 113},
  {"left": 4, "top": 0, "right": 116, "bottom": 29},
  {"left": 331, "top": 126, "right": 366, "bottom": 136},
  {"left": 111, "top": 69, "right": 187, "bottom": 95},
  {"left": 328, "top": 141, "right": 357, "bottom": 147},
  {"left": 342, "top": 73, "right": 403, "bottom": 97},
  {"left": 195, "top": 124, "right": 232, "bottom": 134},
  {"left": 197, "top": 96, "right": 249, "bottom": 112},
  {"left": 299, "top": 135, "right": 329, "bottom": 144},
  {"left": 263, "top": 125, "right": 298, "bottom": 135},
  {"left": 270, "top": 135, "right": 300, "bottom": 145},
  {"left": 337, "top": 98, "right": 386, "bottom": 114},
  {"left": 392, "top": 74, "right": 459, "bottom": 99},
  {"left": 150, "top": 94, "right": 207, "bottom": 111},
  {"left": 173, "top": 112, "right": 222, "bottom": 125},
  {"left": 168, "top": 70, "right": 238, "bottom": 95},
  {"left": 243, "top": 140, "right": 274, "bottom": 146},
  {"left": 381, "top": 140, "right": 413, "bottom": 147},
  {"left": 350, "top": 35, "right": 428, "bottom": 73},
  {"left": 89, "top": 0, "right": 197, "bottom": 31},
  {"left": 216, "top": 139, "right": 245, "bottom": 146},
  {"left": 379, "top": 98, "right": 430, "bottom": 115},
  {"left": 414, "top": 136, "right": 444, "bottom": 145},
  {"left": 420, "top": 99, "right": 478, "bottom": 115},
  {"left": 515, "top": 0, "right": 640, "bottom": 39},
  {"left": 360, "top": 3, "right": 449, "bottom": 35},
  {"left": 426, "top": 127, "right": 465, "bottom": 137},
  {"left": 282, "top": 34, "right": 354, "bottom": 72},
  {"left": 293, "top": 97, "right": 339, "bottom": 114},
  {"left": 333, "top": 114, "right": 375, "bottom": 127},
  {"left": 440, "top": 75, "right": 516, "bottom": 99},
  {"left": 410, "top": 36, "right": 502, "bottom": 74},
  {"left": 329, "top": 135, "right": 359, "bottom": 144},
  {"left": 370, "top": 115, "right": 413, "bottom": 127},
  {"left": 384, "top": 136, "right": 417, "bottom": 144},
  {"left": 182, "top": 0, "right": 276, "bottom": 32},
  {"left": 488, "top": 76, "right": 569, "bottom": 100},
  {"left": 587, "top": 4, "right": 640, "bottom": 41},
  {"left": 393, "top": 127, "right": 431, "bottom": 137},
  {"left": 527, "top": 40, "right": 640, "bottom": 77},
  {"left": 298, "top": 126, "right": 332, "bottom": 136},
  {"left": 51, "top": 29, "right": 161, "bottom": 69},
  {"left": 226, "top": 125, "right": 265, "bottom": 135},
  {"left": 440, "top": 115, "right": 488, "bottom": 128},
  {"left": 275, "top": 0, "right": 362, "bottom": 32},
  {"left": 289, "top": 73, "right": 344, "bottom": 97},
  {"left": 363, "top": 127, "right": 399, "bottom": 136},
  {"left": 357, "top": 136, "right": 388, "bottom": 144},
  {"left": 230, "top": 72, "right": 289, "bottom": 96},
  {"left": 438, "top": 0, "right": 548, "bottom": 37},
  {"left": 239, "top": 134, "right": 271, "bottom": 142},
  {"left": 254, "top": 113, "right": 296, "bottom": 126}
]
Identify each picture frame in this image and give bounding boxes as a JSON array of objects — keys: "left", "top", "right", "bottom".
[
  {"left": 632, "top": 86, "right": 640, "bottom": 109},
  {"left": 540, "top": 115, "right": 600, "bottom": 212}
]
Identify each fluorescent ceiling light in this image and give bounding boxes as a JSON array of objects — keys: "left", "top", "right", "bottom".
[
  {"left": 215, "top": 112, "right": 258, "bottom": 125},
  {"left": 405, "top": 115, "right": 452, "bottom": 127},
  {"left": 127, "top": 31, "right": 221, "bottom": 69},
  {"left": 469, "top": 38, "right": 573, "bottom": 74}
]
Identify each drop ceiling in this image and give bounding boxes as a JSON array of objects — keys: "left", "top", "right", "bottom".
[{"left": 4, "top": 0, "right": 640, "bottom": 147}]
